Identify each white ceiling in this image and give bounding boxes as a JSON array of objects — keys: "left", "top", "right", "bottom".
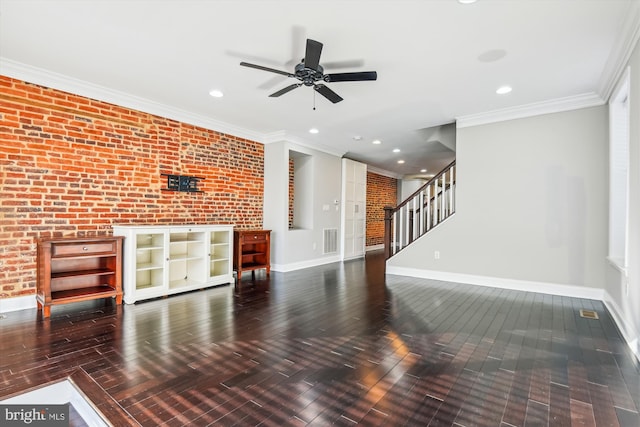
[{"left": 1, "top": 0, "right": 638, "bottom": 178}]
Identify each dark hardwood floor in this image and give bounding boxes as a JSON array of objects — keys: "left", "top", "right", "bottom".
[{"left": 1, "top": 250, "right": 639, "bottom": 426}]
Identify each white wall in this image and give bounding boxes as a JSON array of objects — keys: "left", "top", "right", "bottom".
[
  {"left": 263, "top": 141, "right": 342, "bottom": 271},
  {"left": 263, "top": 141, "right": 289, "bottom": 266},
  {"left": 388, "top": 106, "right": 609, "bottom": 293},
  {"left": 400, "top": 178, "right": 426, "bottom": 201},
  {"left": 603, "top": 39, "right": 640, "bottom": 359}
]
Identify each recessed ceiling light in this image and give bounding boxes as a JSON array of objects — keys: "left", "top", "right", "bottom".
[
  {"left": 209, "top": 89, "right": 224, "bottom": 98},
  {"left": 372, "top": 139, "right": 382, "bottom": 145},
  {"left": 397, "top": 160, "right": 405, "bottom": 164},
  {"left": 353, "top": 135, "right": 363, "bottom": 141},
  {"left": 496, "top": 85, "right": 512, "bottom": 95},
  {"left": 420, "top": 169, "right": 427, "bottom": 173},
  {"left": 309, "top": 128, "right": 319, "bottom": 134},
  {"left": 392, "top": 148, "right": 401, "bottom": 153},
  {"left": 458, "top": 0, "right": 477, "bottom": 3}
]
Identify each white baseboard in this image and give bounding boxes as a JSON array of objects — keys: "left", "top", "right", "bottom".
[
  {"left": 385, "top": 266, "right": 605, "bottom": 300},
  {"left": 271, "top": 255, "right": 341, "bottom": 273},
  {"left": 602, "top": 290, "right": 640, "bottom": 362},
  {"left": 0, "top": 295, "right": 37, "bottom": 314}
]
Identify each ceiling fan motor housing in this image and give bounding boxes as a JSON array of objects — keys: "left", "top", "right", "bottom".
[{"left": 295, "top": 62, "right": 325, "bottom": 86}]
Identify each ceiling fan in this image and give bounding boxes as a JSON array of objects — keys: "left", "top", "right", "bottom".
[{"left": 240, "top": 38, "right": 377, "bottom": 104}]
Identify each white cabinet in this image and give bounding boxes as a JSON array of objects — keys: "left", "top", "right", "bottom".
[{"left": 113, "top": 225, "right": 233, "bottom": 303}]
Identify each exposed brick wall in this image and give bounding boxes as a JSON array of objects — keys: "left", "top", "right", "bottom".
[
  {"left": 288, "top": 157, "right": 294, "bottom": 229},
  {"left": 366, "top": 171, "right": 397, "bottom": 247},
  {"left": 0, "top": 76, "right": 264, "bottom": 300}
]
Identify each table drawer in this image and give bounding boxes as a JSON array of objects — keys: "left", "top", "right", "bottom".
[
  {"left": 241, "top": 232, "right": 267, "bottom": 243},
  {"left": 52, "top": 241, "right": 117, "bottom": 257}
]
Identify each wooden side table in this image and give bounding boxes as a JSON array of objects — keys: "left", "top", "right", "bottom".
[
  {"left": 36, "top": 236, "right": 123, "bottom": 318},
  {"left": 233, "top": 230, "right": 271, "bottom": 282}
]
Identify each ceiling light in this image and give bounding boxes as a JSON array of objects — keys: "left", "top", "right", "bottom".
[
  {"left": 496, "top": 85, "right": 512, "bottom": 95},
  {"left": 372, "top": 139, "right": 382, "bottom": 145},
  {"left": 420, "top": 169, "right": 427, "bottom": 173},
  {"left": 353, "top": 135, "right": 363, "bottom": 141},
  {"left": 209, "top": 89, "right": 224, "bottom": 98},
  {"left": 393, "top": 148, "right": 401, "bottom": 153},
  {"left": 397, "top": 160, "right": 405, "bottom": 164},
  {"left": 458, "top": 0, "right": 477, "bottom": 3},
  {"left": 309, "top": 128, "right": 319, "bottom": 134}
]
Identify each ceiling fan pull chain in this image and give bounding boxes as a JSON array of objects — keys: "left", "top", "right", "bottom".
[{"left": 313, "top": 88, "right": 316, "bottom": 110}]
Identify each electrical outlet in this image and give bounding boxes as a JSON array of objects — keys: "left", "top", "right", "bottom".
[{"left": 434, "top": 250, "right": 440, "bottom": 260}]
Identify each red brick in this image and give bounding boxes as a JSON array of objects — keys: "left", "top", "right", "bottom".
[{"left": 366, "top": 172, "right": 397, "bottom": 247}]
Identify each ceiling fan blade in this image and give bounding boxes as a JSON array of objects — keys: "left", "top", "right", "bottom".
[
  {"left": 304, "top": 39, "right": 323, "bottom": 71},
  {"left": 325, "top": 71, "right": 378, "bottom": 82},
  {"left": 314, "top": 84, "right": 343, "bottom": 103},
  {"left": 270, "top": 84, "right": 302, "bottom": 97},
  {"left": 240, "top": 62, "right": 294, "bottom": 77}
]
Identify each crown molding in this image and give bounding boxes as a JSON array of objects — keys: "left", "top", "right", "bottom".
[
  {"left": 597, "top": 0, "right": 640, "bottom": 102},
  {"left": 0, "top": 58, "right": 264, "bottom": 143},
  {"left": 261, "top": 130, "right": 289, "bottom": 144},
  {"left": 455, "top": 92, "right": 605, "bottom": 129},
  {"left": 263, "top": 130, "right": 346, "bottom": 158},
  {"left": 363, "top": 164, "right": 401, "bottom": 179}
]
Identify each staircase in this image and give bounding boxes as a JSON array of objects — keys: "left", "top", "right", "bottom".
[{"left": 384, "top": 160, "right": 456, "bottom": 258}]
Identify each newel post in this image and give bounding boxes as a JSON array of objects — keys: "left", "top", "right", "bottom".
[{"left": 383, "top": 206, "right": 394, "bottom": 259}]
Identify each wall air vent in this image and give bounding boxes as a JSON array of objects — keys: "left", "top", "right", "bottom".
[{"left": 323, "top": 228, "right": 338, "bottom": 254}]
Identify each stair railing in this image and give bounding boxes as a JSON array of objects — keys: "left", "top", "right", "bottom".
[{"left": 384, "top": 160, "right": 456, "bottom": 259}]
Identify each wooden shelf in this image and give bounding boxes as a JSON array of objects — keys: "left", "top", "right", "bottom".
[
  {"left": 51, "top": 285, "right": 118, "bottom": 302},
  {"left": 241, "top": 251, "right": 265, "bottom": 257},
  {"left": 240, "top": 262, "right": 267, "bottom": 270},
  {"left": 51, "top": 268, "right": 115, "bottom": 279},
  {"left": 37, "top": 236, "right": 123, "bottom": 318}
]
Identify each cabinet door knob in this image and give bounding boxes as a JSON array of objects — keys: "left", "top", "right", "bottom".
[{"left": 83, "top": 247, "right": 88, "bottom": 251}]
